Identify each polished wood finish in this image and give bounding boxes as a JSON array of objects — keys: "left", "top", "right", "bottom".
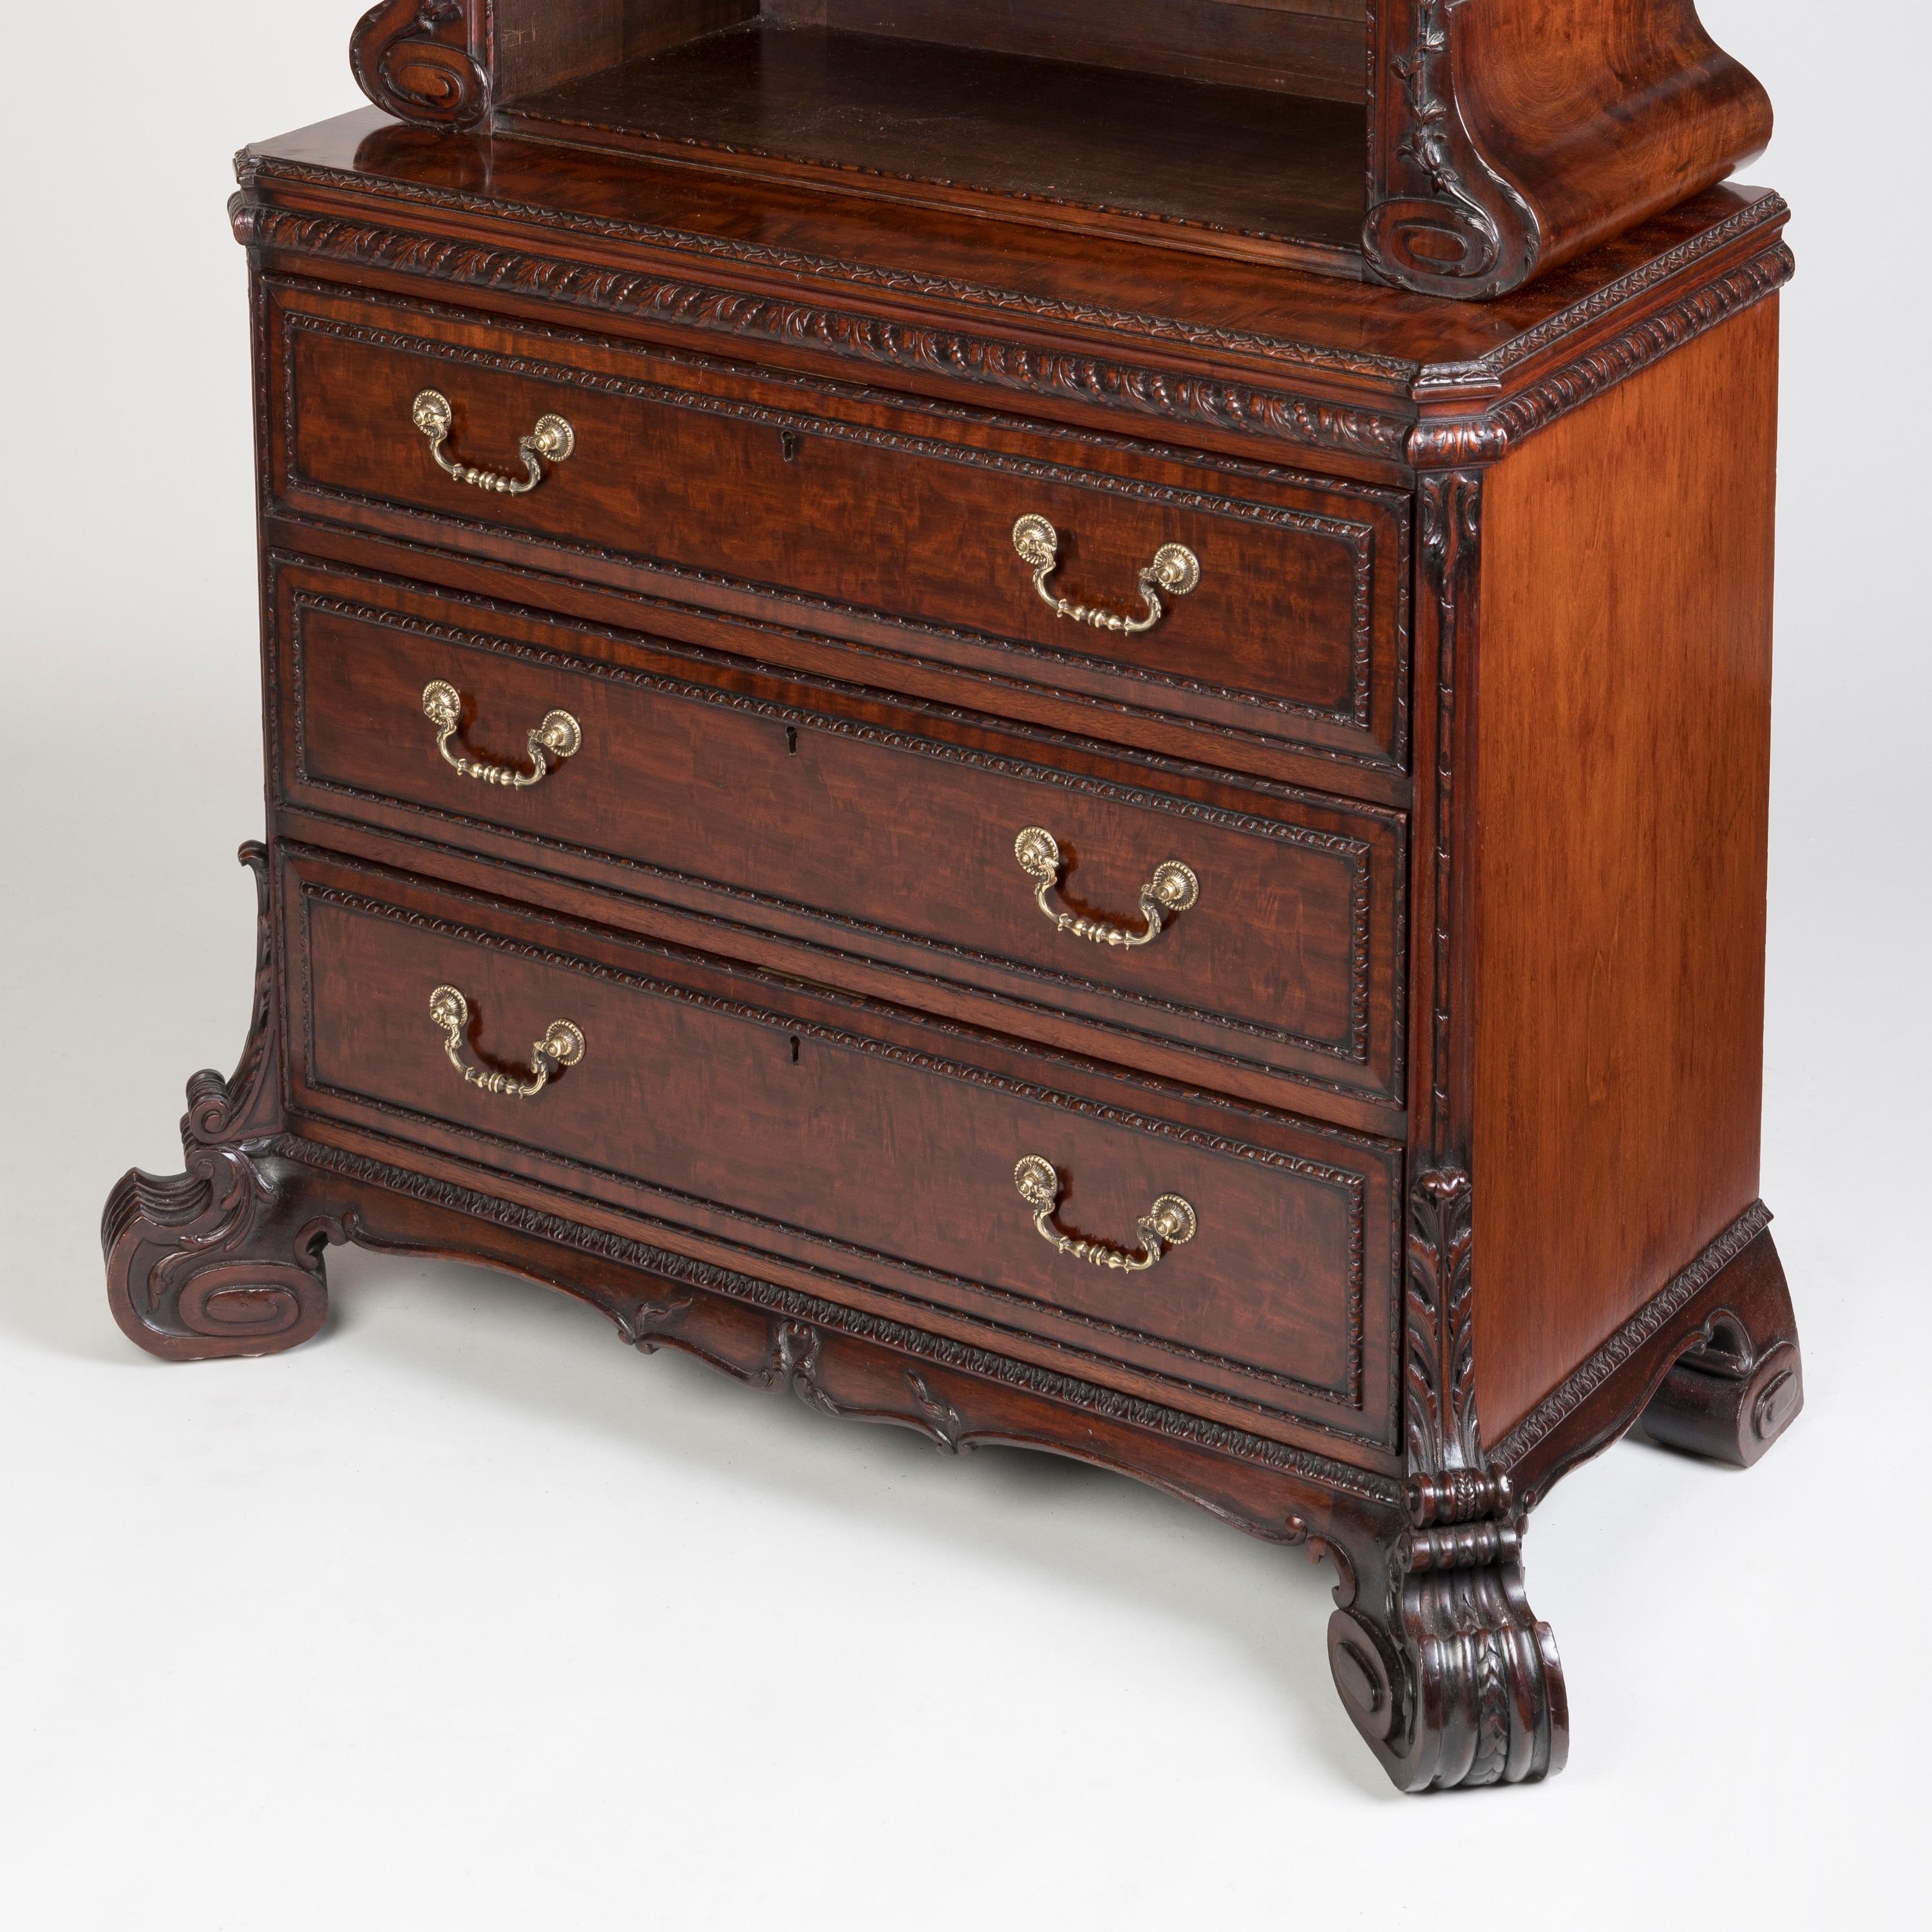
[
  {"left": 270, "top": 557, "right": 1408, "bottom": 1118},
  {"left": 348, "top": 0, "right": 1770, "bottom": 296},
  {"left": 1364, "top": 0, "right": 1770, "bottom": 297},
  {"left": 283, "top": 842, "right": 1402, "bottom": 1447},
  {"left": 264, "top": 278, "right": 1412, "bottom": 773},
  {"left": 496, "top": 22, "right": 1370, "bottom": 273},
  {"left": 106, "top": 28, "right": 1802, "bottom": 1793},
  {"left": 1472, "top": 303, "right": 1780, "bottom": 1438},
  {"left": 761, "top": 2, "right": 1371, "bottom": 102}
]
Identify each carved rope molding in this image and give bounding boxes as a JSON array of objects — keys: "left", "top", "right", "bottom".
[
  {"left": 1490, "top": 1200, "right": 1775, "bottom": 1472},
  {"left": 261, "top": 531, "right": 1402, "bottom": 811},
  {"left": 269, "top": 1130, "right": 1406, "bottom": 1508},
  {"left": 1431, "top": 195, "right": 1792, "bottom": 384},
  {"left": 1484, "top": 246, "right": 1795, "bottom": 446},
  {"left": 231, "top": 204, "right": 1410, "bottom": 462},
  {"left": 1417, "top": 470, "right": 1481, "bottom": 1155}
]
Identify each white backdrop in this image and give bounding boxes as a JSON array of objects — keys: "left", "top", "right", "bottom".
[{"left": 1, "top": 5, "right": 1924, "bottom": 1925}]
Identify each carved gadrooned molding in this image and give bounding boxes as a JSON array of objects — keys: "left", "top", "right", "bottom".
[{"left": 232, "top": 202, "right": 1410, "bottom": 464}]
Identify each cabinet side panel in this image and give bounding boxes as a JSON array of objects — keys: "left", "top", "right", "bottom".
[{"left": 1472, "top": 301, "right": 1780, "bottom": 1439}]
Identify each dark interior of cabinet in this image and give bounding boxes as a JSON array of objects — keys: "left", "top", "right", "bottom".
[{"left": 490, "top": 2, "right": 1373, "bottom": 271}]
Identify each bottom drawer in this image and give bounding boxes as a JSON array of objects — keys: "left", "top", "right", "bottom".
[{"left": 281, "top": 843, "right": 1401, "bottom": 1450}]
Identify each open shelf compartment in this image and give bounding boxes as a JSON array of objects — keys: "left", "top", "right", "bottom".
[{"left": 493, "top": 13, "right": 1369, "bottom": 273}]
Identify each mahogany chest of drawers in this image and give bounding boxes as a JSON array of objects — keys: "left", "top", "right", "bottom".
[{"left": 106, "top": 1, "right": 1802, "bottom": 1792}]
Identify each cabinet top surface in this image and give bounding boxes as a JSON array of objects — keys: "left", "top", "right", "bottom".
[{"left": 242, "top": 109, "right": 1786, "bottom": 396}]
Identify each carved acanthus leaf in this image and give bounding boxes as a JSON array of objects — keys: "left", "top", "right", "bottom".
[{"left": 1365, "top": 0, "right": 1538, "bottom": 298}]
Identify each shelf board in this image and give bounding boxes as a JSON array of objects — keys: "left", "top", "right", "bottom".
[{"left": 496, "top": 21, "right": 1368, "bottom": 274}]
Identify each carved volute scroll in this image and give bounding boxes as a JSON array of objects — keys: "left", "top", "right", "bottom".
[
  {"left": 102, "top": 846, "right": 352, "bottom": 1360},
  {"left": 350, "top": 0, "right": 489, "bottom": 129},
  {"left": 1365, "top": 0, "right": 1539, "bottom": 299},
  {"left": 1365, "top": 0, "right": 1774, "bottom": 299},
  {"left": 1320, "top": 1168, "right": 1569, "bottom": 1791}
]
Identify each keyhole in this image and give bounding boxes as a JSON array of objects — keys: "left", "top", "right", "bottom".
[
  {"left": 779, "top": 429, "right": 801, "bottom": 463},
  {"left": 790, "top": 1035, "right": 801, "bottom": 1064},
  {"left": 785, "top": 725, "right": 799, "bottom": 756}
]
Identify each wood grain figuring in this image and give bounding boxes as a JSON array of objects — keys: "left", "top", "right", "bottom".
[
  {"left": 1459, "top": 1, "right": 1772, "bottom": 261},
  {"left": 1472, "top": 299, "right": 1780, "bottom": 1439},
  {"left": 240, "top": 115, "right": 1788, "bottom": 416},
  {"left": 1364, "top": 0, "right": 1770, "bottom": 297},
  {"left": 272, "top": 561, "right": 1410, "bottom": 1113},
  {"left": 281, "top": 844, "right": 1403, "bottom": 1444},
  {"left": 265, "top": 281, "right": 1412, "bottom": 773},
  {"left": 491, "top": 5, "right": 761, "bottom": 103},
  {"left": 495, "top": 23, "right": 1369, "bottom": 267},
  {"left": 355, "top": 0, "right": 1774, "bottom": 294},
  {"left": 757, "top": 2, "right": 1370, "bottom": 100}
]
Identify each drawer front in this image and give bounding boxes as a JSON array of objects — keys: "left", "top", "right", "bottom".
[
  {"left": 265, "top": 281, "right": 1410, "bottom": 773},
  {"left": 272, "top": 558, "right": 1406, "bottom": 1113},
  {"left": 282, "top": 847, "right": 1401, "bottom": 1448}
]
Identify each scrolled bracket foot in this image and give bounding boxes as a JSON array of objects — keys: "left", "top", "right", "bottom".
[
  {"left": 103, "top": 1143, "right": 350, "bottom": 1362},
  {"left": 1325, "top": 1476, "right": 1568, "bottom": 1793},
  {"left": 1636, "top": 1230, "right": 1803, "bottom": 1467},
  {"left": 102, "top": 839, "right": 352, "bottom": 1361}
]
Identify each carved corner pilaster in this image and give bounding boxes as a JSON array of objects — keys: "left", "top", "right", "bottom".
[
  {"left": 350, "top": 0, "right": 490, "bottom": 130},
  {"left": 184, "top": 842, "right": 280, "bottom": 1148},
  {"left": 1323, "top": 1164, "right": 1568, "bottom": 1791},
  {"left": 1403, "top": 1165, "right": 1480, "bottom": 1474},
  {"left": 1365, "top": 1, "right": 1538, "bottom": 299}
]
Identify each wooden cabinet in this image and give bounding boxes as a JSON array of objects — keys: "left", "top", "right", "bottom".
[{"left": 105, "top": 0, "right": 1802, "bottom": 1793}]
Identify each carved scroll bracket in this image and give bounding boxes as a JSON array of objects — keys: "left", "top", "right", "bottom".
[
  {"left": 1365, "top": 0, "right": 1539, "bottom": 298},
  {"left": 1325, "top": 1471, "right": 1569, "bottom": 1791},
  {"left": 350, "top": 0, "right": 489, "bottom": 129}
]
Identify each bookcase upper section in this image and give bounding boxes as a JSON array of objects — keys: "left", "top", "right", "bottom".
[{"left": 348, "top": 1, "right": 1772, "bottom": 300}]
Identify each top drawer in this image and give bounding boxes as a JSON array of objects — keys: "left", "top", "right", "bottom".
[{"left": 262, "top": 281, "right": 1410, "bottom": 777}]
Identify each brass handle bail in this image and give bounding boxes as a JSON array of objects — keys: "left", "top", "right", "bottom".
[
  {"left": 1012, "top": 514, "right": 1200, "bottom": 636},
  {"left": 421, "top": 681, "right": 582, "bottom": 788},
  {"left": 429, "top": 985, "right": 585, "bottom": 1100},
  {"left": 412, "top": 388, "right": 576, "bottom": 495},
  {"left": 1014, "top": 826, "right": 1198, "bottom": 949},
  {"left": 1013, "top": 1157, "right": 1197, "bottom": 1274}
]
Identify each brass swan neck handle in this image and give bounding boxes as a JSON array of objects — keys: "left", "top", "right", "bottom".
[
  {"left": 1012, "top": 514, "right": 1200, "bottom": 636},
  {"left": 429, "top": 985, "right": 585, "bottom": 1100},
  {"left": 412, "top": 388, "right": 576, "bottom": 496},
  {"left": 1013, "top": 1157, "right": 1197, "bottom": 1274},
  {"left": 1014, "top": 826, "right": 1198, "bottom": 949},
  {"left": 421, "top": 681, "right": 582, "bottom": 788}
]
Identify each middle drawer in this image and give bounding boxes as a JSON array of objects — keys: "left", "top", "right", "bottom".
[{"left": 270, "top": 556, "right": 1406, "bottom": 1119}]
